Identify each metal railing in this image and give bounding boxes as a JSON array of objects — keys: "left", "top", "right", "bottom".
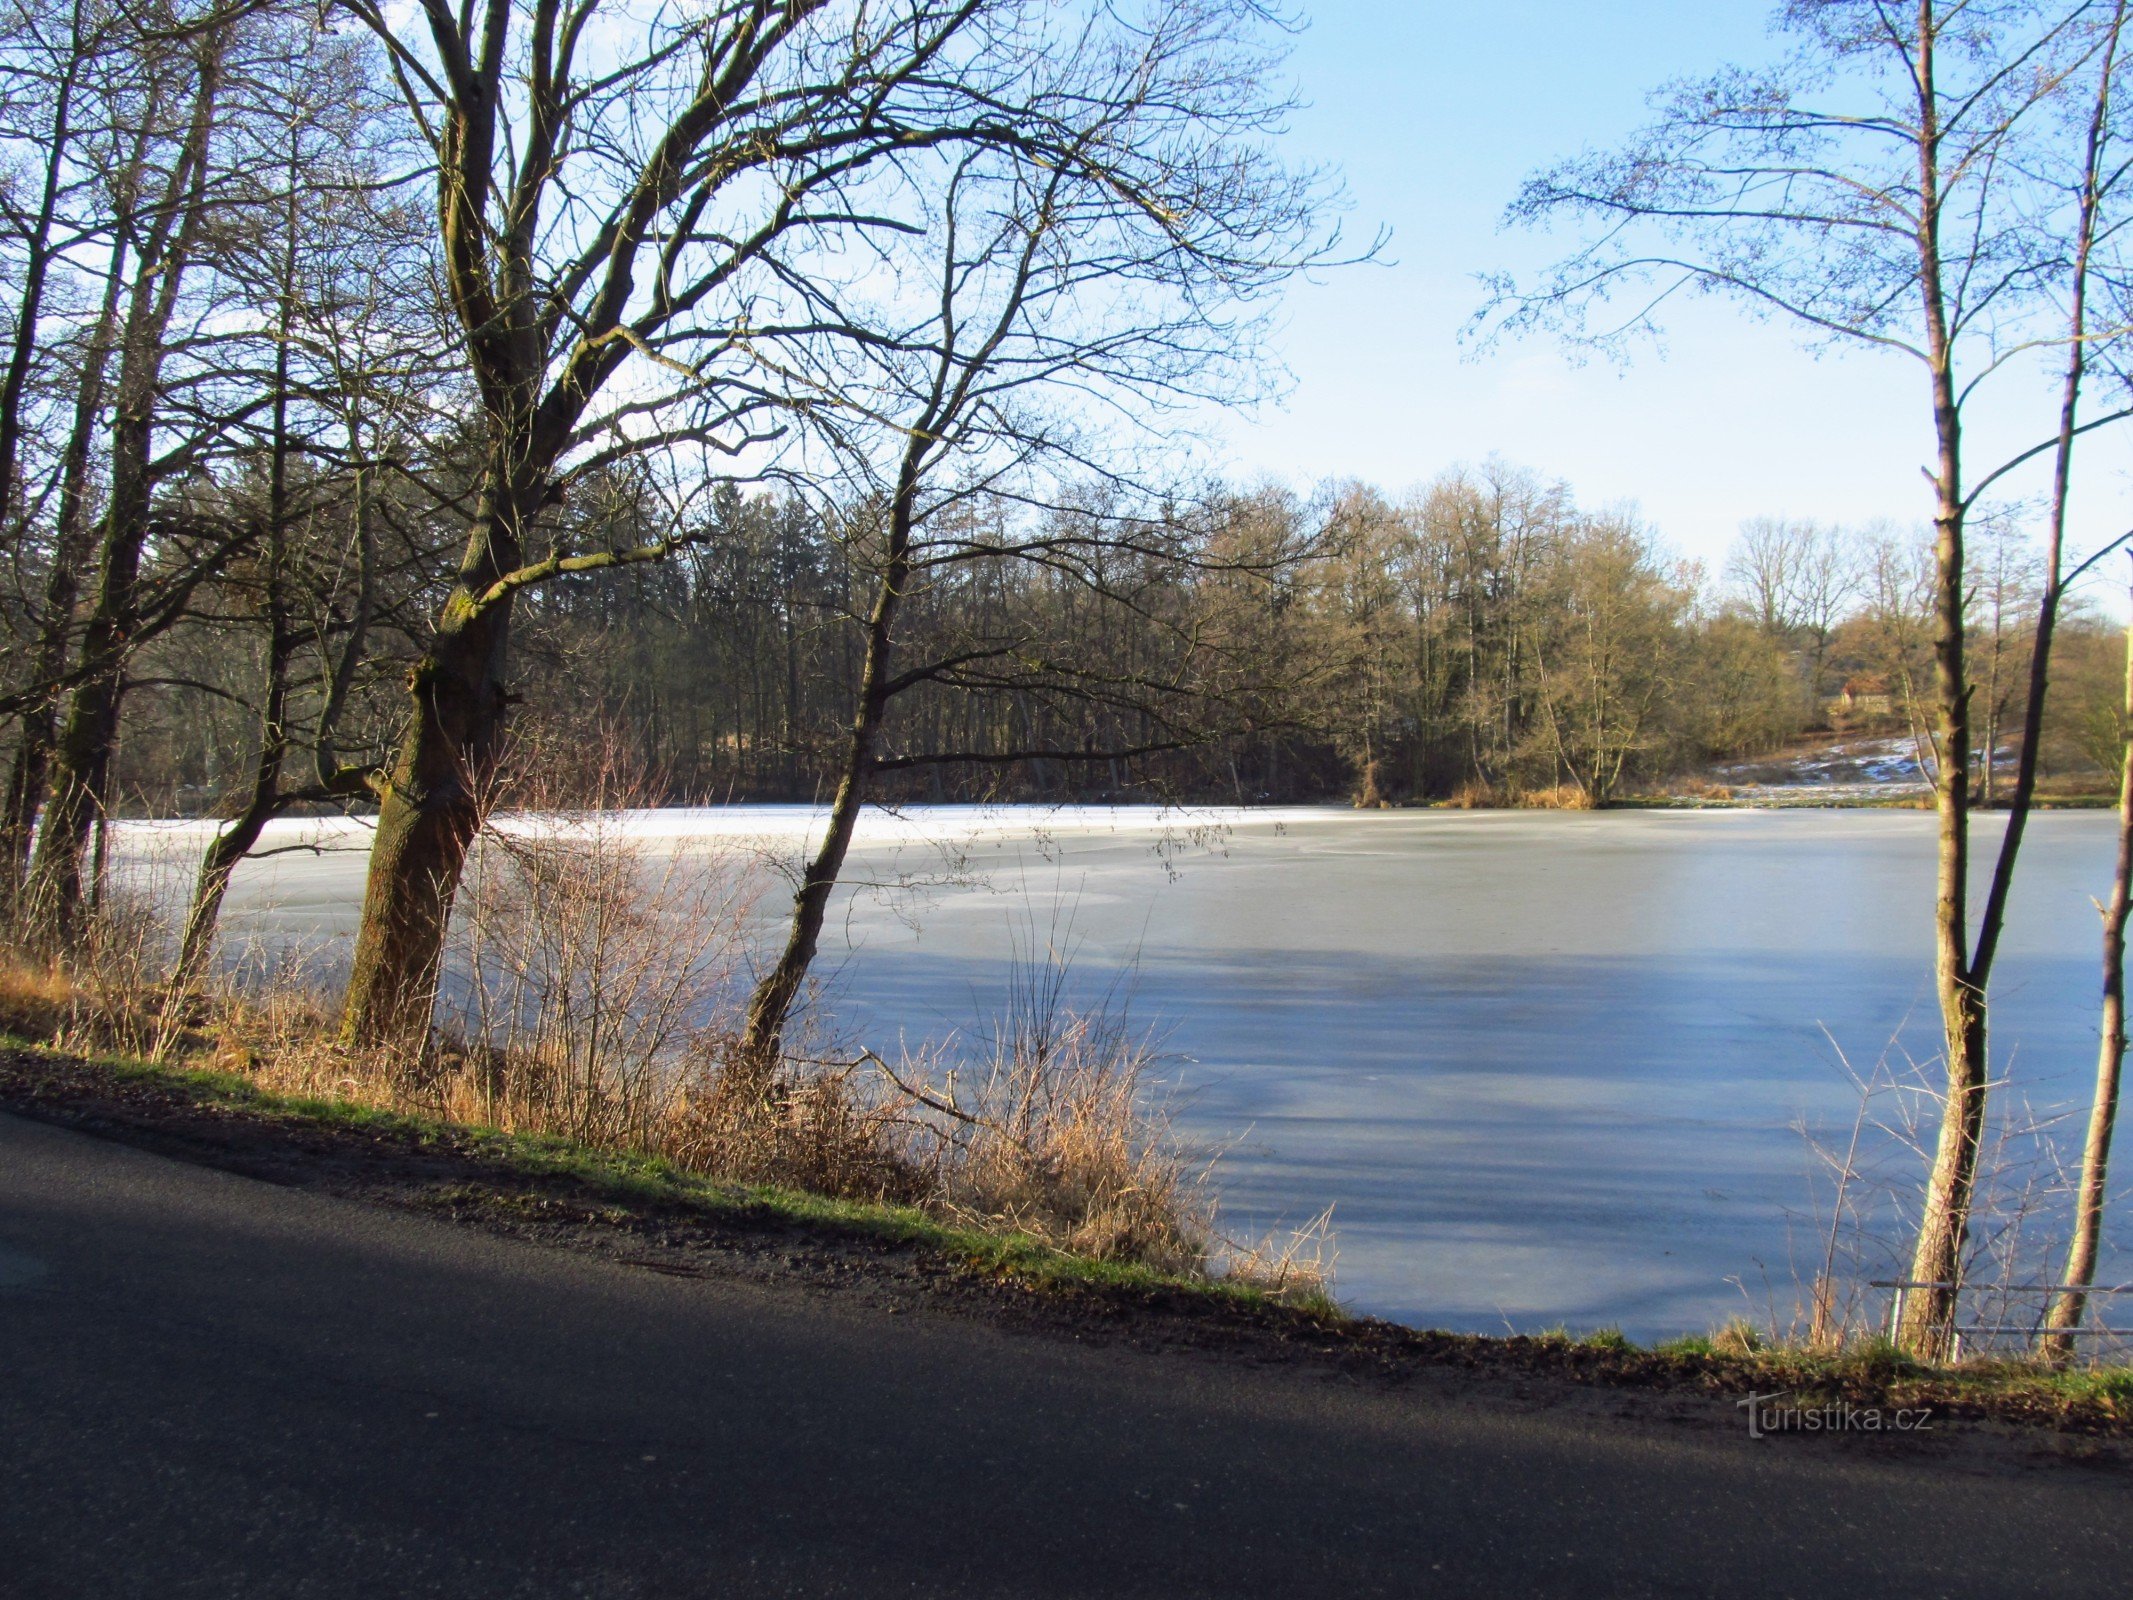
[{"left": 1870, "top": 1280, "right": 2130, "bottom": 1360}]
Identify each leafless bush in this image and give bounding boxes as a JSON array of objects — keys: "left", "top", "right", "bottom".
[
  {"left": 667, "top": 1039, "right": 932, "bottom": 1204},
  {"left": 1, "top": 830, "right": 198, "bottom": 1060},
  {"left": 432, "top": 731, "right": 761, "bottom": 1151}
]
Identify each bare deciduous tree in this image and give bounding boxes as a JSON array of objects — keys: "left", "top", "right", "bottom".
[
  {"left": 2042, "top": 563, "right": 2133, "bottom": 1357},
  {"left": 1485, "top": 0, "right": 2133, "bottom": 1358},
  {"left": 731, "top": 12, "right": 1347, "bottom": 1074}
]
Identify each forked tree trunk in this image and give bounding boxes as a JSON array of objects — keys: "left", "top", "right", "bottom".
[
  {"left": 2041, "top": 595, "right": 2133, "bottom": 1362},
  {"left": 1897, "top": 0, "right": 2123, "bottom": 1358}
]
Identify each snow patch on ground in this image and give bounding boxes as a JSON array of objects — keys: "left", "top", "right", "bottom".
[{"left": 1705, "top": 735, "right": 1946, "bottom": 801}]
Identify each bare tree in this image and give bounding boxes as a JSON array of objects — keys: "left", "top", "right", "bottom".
[
  {"left": 1792, "top": 523, "right": 1866, "bottom": 705},
  {"left": 22, "top": 2, "right": 250, "bottom": 947},
  {"left": 1486, "top": 0, "right": 2133, "bottom": 1358},
  {"left": 1728, "top": 517, "right": 1814, "bottom": 637},
  {"left": 2041, "top": 561, "right": 2133, "bottom": 1357},
  {"left": 169, "top": 22, "right": 443, "bottom": 985},
  {"left": 328, "top": 0, "right": 1157, "bottom": 1049},
  {"left": 732, "top": 21, "right": 1344, "bottom": 1075},
  {"left": 1725, "top": 517, "right": 1864, "bottom": 708}
]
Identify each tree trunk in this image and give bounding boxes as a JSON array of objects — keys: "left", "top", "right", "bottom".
[
  {"left": 2040, "top": 594, "right": 2133, "bottom": 1362},
  {"left": 1, "top": 250, "right": 126, "bottom": 921},
  {"left": 1896, "top": 10, "right": 1988, "bottom": 1362},
  {"left": 735, "top": 472, "right": 918, "bottom": 1083},
  {"left": 1900, "top": 0, "right": 2121, "bottom": 1359},
  {"left": 171, "top": 651, "right": 288, "bottom": 988},
  {"left": 1898, "top": 458, "right": 1982, "bottom": 1362},
  {"left": 24, "top": 667, "right": 129, "bottom": 950},
  {"left": 22, "top": 32, "right": 227, "bottom": 950},
  {"left": 337, "top": 487, "right": 525, "bottom": 1051}
]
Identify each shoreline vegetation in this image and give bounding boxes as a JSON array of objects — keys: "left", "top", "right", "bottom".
[
  {"left": 86, "top": 732, "right": 2123, "bottom": 823},
  {"left": 4, "top": 1041, "right": 2133, "bottom": 1442},
  {"left": 6, "top": 0, "right": 2132, "bottom": 1403}
]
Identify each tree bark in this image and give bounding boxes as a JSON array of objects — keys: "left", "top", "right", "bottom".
[
  {"left": 1901, "top": 447, "right": 1981, "bottom": 1359},
  {"left": 337, "top": 479, "right": 526, "bottom": 1049},
  {"left": 1899, "top": 3, "right": 1985, "bottom": 1361}
]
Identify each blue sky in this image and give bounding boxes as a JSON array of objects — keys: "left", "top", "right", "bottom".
[{"left": 1204, "top": 1, "right": 2133, "bottom": 581}]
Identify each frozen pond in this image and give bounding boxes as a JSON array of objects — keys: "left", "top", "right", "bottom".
[{"left": 119, "top": 804, "right": 2130, "bottom": 1342}]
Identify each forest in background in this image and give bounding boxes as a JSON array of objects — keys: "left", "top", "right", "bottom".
[{"left": 101, "top": 462, "right": 2128, "bottom": 815}]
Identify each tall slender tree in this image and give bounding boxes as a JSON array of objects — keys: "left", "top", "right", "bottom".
[{"left": 1485, "top": 0, "right": 2133, "bottom": 1359}]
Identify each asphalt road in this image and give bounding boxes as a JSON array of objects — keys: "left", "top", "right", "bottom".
[{"left": 0, "top": 1110, "right": 2125, "bottom": 1599}]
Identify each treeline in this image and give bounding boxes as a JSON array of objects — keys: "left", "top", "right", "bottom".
[{"left": 98, "top": 465, "right": 2119, "bottom": 813}]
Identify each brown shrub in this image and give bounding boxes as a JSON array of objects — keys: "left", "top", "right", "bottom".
[
  {"left": 1444, "top": 780, "right": 1503, "bottom": 809},
  {"left": 928, "top": 1008, "right": 1210, "bottom": 1273},
  {"left": 1515, "top": 783, "right": 1598, "bottom": 811},
  {"left": 1671, "top": 777, "right": 1736, "bottom": 803}
]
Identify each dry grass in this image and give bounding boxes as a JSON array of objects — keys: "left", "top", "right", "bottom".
[
  {"left": 1668, "top": 776, "right": 1736, "bottom": 803},
  {"left": 0, "top": 957, "right": 74, "bottom": 1042},
  {"left": 901, "top": 1009, "right": 1211, "bottom": 1274},
  {"left": 1, "top": 884, "right": 192, "bottom": 1061},
  {"left": 1443, "top": 779, "right": 1502, "bottom": 809},
  {"left": 1515, "top": 783, "right": 1599, "bottom": 811},
  {"left": 666, "top": 1045, "right": 936, "bottom": 1206},
  {"left": 1, "top": 802, "right": 1326, "bottom": 1305},
  {"left": 1440, "top": 780, "right": 1601, "bottom": 811}
]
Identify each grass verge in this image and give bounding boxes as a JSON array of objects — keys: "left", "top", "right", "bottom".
[{"left": 0, "top": 1034, "right": 1338, "bottom": 1319}]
